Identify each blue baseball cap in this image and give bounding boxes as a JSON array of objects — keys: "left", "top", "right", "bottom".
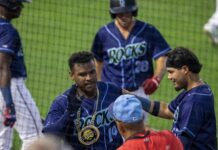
[{"left": 109, "top": 94, "right": 144, "bottom": 123}]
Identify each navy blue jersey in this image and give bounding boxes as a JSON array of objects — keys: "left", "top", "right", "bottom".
[
  {"left": 0, "top": 19, "right": 27, "bottom": 78},
  {"left": 169, "top": 84, "right": 217, "bottom": 150},
  {"left": 43, "top": 82, "right": 123, "bottom": 150},
  {"left": 91, "top": 20, "right": 170, "bottom": 91}
]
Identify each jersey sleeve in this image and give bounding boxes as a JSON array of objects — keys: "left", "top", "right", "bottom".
[
  {"left": 43, "top": 95, "right": 75, "bottom": 137},
  {"left": 147, "top": 25, "right": 171, "bottom": 59},
  {"left": 91, "top": 29, "right": 104, "bottom": 61},
  {"left": 168, "top": 91, "right": 186, "bottom": 113},
  {"left": 0, "top": 28, "right": 19, "bottom": 56}
]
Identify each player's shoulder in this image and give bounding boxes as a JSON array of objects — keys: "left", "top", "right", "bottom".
[
  {"left": 0, "top": 19, "right": 18, "bottom": 37},
  {"left": 181, "top": 84, "right": 214, "bottom": 110},
  {"left": 52, "top": 87, "right": 72, "bottom": 106},
  {"left": 117, "top": 140, "right": 139, "bottom": 150},
  {"left": 188, "top": 84, "right": 213, "bottom": 100},
  {"left": 135, "top": 20, "right": 155, "bottom": 28},
  {"left": 94, "top": 22, "right": 113, "bottom": 39},
  {"left": 149, "top": 130, "right": 183, "bottom": 149},
  {"left": 155, "top": 130, "right": 175, "bottom": 137},
  {"left": 136, "top": 20, "right": 160, "bottom": 33},
  {"left": 97, "top": 81, "right": 122, "bottom": 93},
  {"left": 96, "top": 21, "right": 112, "bottom": 32}
]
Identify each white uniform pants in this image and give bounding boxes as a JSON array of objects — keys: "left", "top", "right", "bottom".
[
  {"left": 207, "top": 0, "right": 218, "bottom": 26},
  {"left": 0, "top": 78, "right": 42, "bottom": 150}
]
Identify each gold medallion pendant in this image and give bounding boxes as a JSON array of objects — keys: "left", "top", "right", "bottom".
[
  {"left": 76, "top": 87, "right": 100, "bottom": 146},
  {"left": 78, "top": 125, "right": 100, "bottom": 146}
]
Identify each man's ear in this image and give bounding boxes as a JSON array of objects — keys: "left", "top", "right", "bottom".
[
  {"left": 181, "top": 65, "right": 189, "bottom": 74},
  {"left": 117, "top": 122, "right": 126, "bottom": 135}
]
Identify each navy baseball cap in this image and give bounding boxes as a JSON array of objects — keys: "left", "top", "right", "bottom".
[{"left": 109, "top": 94, "right": 145, "bottom": 123}]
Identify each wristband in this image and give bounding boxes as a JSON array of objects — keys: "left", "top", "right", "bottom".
[
  {"left": 135, "top": 96, "right": 151, "bottom": 112},
  {"left": 151, "top": 101, "right": 160, "bottom": 116},
  {"left": 0, "top": 86, "right": 13, "bottom": 107}
]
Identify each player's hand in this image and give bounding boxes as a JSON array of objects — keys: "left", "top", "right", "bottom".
[
  {"left": 3, "top": 104, "right": 16, "bottom": 128},
  {"left": 143, "top": 76, "right": 160, "bottom": 95}
]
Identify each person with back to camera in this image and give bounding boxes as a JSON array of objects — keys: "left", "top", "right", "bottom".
[
  {"left": 135, "top": 47, "right": 217, "bottom": 150},
  {"left": 0, "top": 0, "right": 42, "bottom": 149},
  {"left": 91, "top": 0, "right": 171, "bottom": 98},
  {"left": 109, "top": 94, "right": 184, "bottom": 150}
]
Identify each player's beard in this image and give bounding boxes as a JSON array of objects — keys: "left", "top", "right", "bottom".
[
  {"left": 174, "top": 79, "right": 187, "bottom": 91},
  {"left": 79, "top": 80, "right": 97, "bottom": 98}
]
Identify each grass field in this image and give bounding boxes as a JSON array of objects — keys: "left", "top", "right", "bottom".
[{"left": 10, "top": 0, "right": 218, "bottom": 149}]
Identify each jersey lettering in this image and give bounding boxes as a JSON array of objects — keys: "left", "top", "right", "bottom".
[
  {"left": 108, "top": 125, "right": 118, "bottom": 142},
  {"left": 173, "top": 107, "right": 179, "bottom": 123},
  {"left": 74, "top": 108, "right": 114, "bottom": 129},
  {"left": 135, "top": 60, "right": 149, "bottom": 73},
  {"left": 108, "top": 41, "right": 147, "bottom": 65}
]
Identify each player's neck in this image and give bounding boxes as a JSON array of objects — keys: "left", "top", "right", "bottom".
[
  {"left": 124, "top": 128, "right": 146, "bottom": 140},
  {"left": 115, "top": 19, "right": 135, "bottom": 39},
  {"left": 187, "top": 75, "right": 204, "bottom": 90},
  {"left": 77, "top": 88, "right": 97, "bottom": 100}
]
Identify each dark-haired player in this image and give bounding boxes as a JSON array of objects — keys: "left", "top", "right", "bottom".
[
  {"left": 138, "top": 47, "right": 217, "bottom": 150},
  {"left": 43, "top": 51, "right": 124, "bottom": 150},
  {"left": 0, "top": 0, "right": 42, "bottom": 149},
  {"left": 91, "top": 0, "right": 171, "bottom": 98}
]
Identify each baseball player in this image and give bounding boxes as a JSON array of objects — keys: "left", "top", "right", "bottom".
[
  {"left": 137, "top": 47, "right": 217, "bottom": 149},
  {"left": 0, "top": 0, "right": 42, "bottom": 149},
  {"left": 109, "top": 94, "right": 183, "bottom": 150},
  {"left": 91, "top": 0, "right": 171, "bottom": 98},
  {"left": 43, "top": 52, "right": 124, "bottom": 150},
  {"left": 203, "top": 0, "right": 218, "bottom": 45}
]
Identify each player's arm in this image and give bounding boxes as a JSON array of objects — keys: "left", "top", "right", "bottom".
[
  {"left": 95, "top": 59, "right": 103, "bottom": 81},
  {"left": 153, "top": 56, "right": 167, "bottom": 80},
  {"left": 137, "top": 96, "right": 174, "bottom": 119},
  {"left": 44, "top": 86, "right": 79, "bottom": 137},
  {"left": 43, "top": 100, "right": 74, "bottom": 137},
  {"left": 0, "top": 52, "right": 11, "bottom": 87},
  {"left": 143, "top": 56, "right": 167, "bottom": 95},
  {"left": 0, "top": 52, "right": 16, "bottom": 127}
]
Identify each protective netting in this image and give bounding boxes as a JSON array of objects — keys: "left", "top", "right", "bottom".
[{"left": 11, "top": 0, "right": 217, "bottom": 149}]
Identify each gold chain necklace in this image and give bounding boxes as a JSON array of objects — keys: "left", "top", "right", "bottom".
[{"left": 75, "top": 87, "right": 100, "bottom": 146}]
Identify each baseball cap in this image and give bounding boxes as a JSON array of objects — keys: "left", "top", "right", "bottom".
[{"left": 109, "top": 94, "right": 144, "bottom": 123}]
